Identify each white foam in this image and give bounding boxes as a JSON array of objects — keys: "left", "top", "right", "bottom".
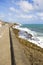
[
  {"left": 13, "top": 24, "right": 43, "bottom": 48},
  {"left": 14, "top": 26, "right": 35, "bottom": 36},
  {"left": 19, "top": 35, "right": 43, "bottom": 48}
]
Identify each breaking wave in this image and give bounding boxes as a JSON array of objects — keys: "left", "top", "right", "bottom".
[{"left": 13, "top": 24, "right": 43, "bottom": 48}]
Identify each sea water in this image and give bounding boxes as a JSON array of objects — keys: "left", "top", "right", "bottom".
[
  {"left": 21, "top": 24, "right": 43, "bottom": 42},
  {"left": 21, "top": 24, "right": 43, "bottom": 35},
  {"left": 13, "top": 24, "right": 43, "bottom": 48}
]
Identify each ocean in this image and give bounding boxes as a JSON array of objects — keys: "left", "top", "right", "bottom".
[
  {"left": 21, "top": 24, "right": 43, "bottom": 37},
  {"left": 13, "top": 24, "right": 43, "bottom": 48}
]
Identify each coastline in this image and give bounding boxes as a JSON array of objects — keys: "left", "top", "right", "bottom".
[
  {"left": 12, "top": 24, "right": 43, "bottom": 48},
  {"left": 12, "top": 28, "right": 43, "bottom": 51},
  {"left": 12, "top": 24, "right": 43, "bottom": 65}
]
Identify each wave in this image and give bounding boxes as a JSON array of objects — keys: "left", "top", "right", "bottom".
[{"left": 13, "top": 24, "right": 43, "bottom": 48}]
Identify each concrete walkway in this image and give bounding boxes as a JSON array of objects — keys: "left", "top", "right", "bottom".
[
  {"left": 0, "top": 25, "right": 11, "bottom": 65},
  {"left": 0, "top": 24, "right": 29, "bottom": 65},
  {"left": 10, "top": 28, "right": 29, "bottom": 65}
]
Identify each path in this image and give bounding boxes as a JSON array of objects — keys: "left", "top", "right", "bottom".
[
  {"left": 0, "top": 24, "right": 11, "bottom": 65},
  {"left": 10, "top": 28, "right": 29, "bottom": 65}
]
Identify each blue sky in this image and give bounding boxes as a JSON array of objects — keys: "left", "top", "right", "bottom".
[{"left": 0, "top": 0, "right": 43, "bottom": 24}]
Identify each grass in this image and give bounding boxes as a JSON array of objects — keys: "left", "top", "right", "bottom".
[{"left": 12, "top": 28, "right": 43, "bottom": 65}]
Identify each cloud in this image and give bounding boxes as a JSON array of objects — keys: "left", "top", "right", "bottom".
[
  {"left": 41, "top": 17, "right": 43, "bottom": 20},
  {"left": 36, "top": 12, "right": 43, "bottom": 20},
  {"left": 9, "top": 7, "right": 16, "bottom": 11},
  {"left": 7, "top": 0, "right": 43, "bottom": 23},
  {"left": 8, "top": 13, "right": 12, "bottom": 16},
  {"left": 37, "top": 12, "right": 43, "bottom": 21},
  {"left": 37, "top": 12, "right": 43, "bottom": 20},
  {"left": 14, "top": 13, "right": 37, "bottom": 20},
  {"left": 0, "top": 14, "right": 5, "bottom": 18},
  {"left": 15, "top": 0, "right": 43, "bottom": 12},
  {"left": 16, "top": 1, "right": 34, "bottom": 12},
  {"left": 0, "top": 13, "right": 5, "bottom": 21},
  {"left": 9, "top": 7, "right": 20, "bottom": 13},
  {"left": 33, "top": 0, "right": 43, "bottom": 11},
  {"left": 37, "top": 12, "right": 43, "bottom": 16},
  {"left": 17, "top": 14, "right": 33, "bottom": 19}
]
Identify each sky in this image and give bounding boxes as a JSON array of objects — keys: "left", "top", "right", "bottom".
[{"left": 0, "top": 0, "right": 43, "bottom": 24}]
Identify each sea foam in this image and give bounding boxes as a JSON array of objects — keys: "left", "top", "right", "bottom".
[{"left": 13, "top": 24, "right": 43, "bottom": 48}]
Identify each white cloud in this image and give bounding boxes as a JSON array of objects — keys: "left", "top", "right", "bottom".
[
  {"left": 33, "top": 15, "right": 38, "bottom": 20},
  {"left": 15, "top": 0, "right": 43, "bottom": 12},
  {"left": 41, "top": 17, "right": 43, "bottom": 20},
  {"left": 9, "top": 0, "right": 43, "bottom": 22},
  {"left": 9, "top": 7, "right": 20, "bottom": 13},
  {"left": 15, "top": 14, "right": 33, "bottom": 19},
  {"left": 8, "top": 18, "right": 13, "bottom": 22},
  {"left": 0, "top": 14, "right": 5, "bottom": 18},
  {"left": 33, "top": 0, "right": 43, "bottom": 11},
  {"left": 20, "top": 14, "right": 33, "bottom": 18},
  {"left": 36, "top": 12, "right": 43, "bottom": 20},
  {"left": 37, "top": 13, "right": 43, "bottom": 16},
  {"left": 18, "top": 14, "right": 38, "bottom": 20},
  {"left": 17, "top": 1, "right": 34, "bottom": 12},
  {"left": 9, "top": 7, "right": 16, "bottom": 11},
  {"left": 0, "top": 14, "right": 5, "bottom": 20},
  {"left": 8, "top": 13, "right": 12, "bottom": 16},
  {"left": 37, "top": 12, "right": 43, "bottom": 20}
]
